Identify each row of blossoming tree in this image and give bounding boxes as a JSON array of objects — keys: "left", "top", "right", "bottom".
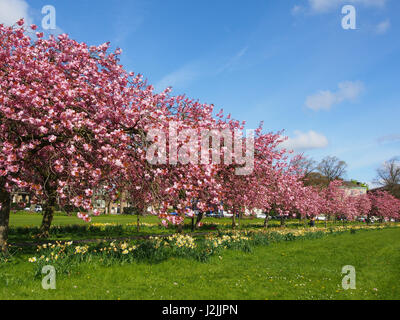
[{"left": 1, "top": 20, "right": 399, "bottom": 252}]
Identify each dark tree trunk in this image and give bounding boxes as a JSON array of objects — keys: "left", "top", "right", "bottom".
[
  {"left": 173, "top": 205, "right": 184, "bottom": 234},
  {"left": 177, "top": 222, "right": 184, "bottom": 234},
  {"left": 107, "top": 200, "right": 111, "bottom": 215},
  {"left": 195, "top": 212, "right": 204, "bottom": 229},
  {"left": 39, "top": 194, "right": 56, "bottom": 238},
  {"left": 137, "top": 211, "right": 141, "bottom": 233},
  {"left": 280, "top": 216, "right": 285, "bottom": 228},
  {"left": 191, "top": 217, "right": 195, "bottom": 232},
  {"left": 263, "top": 215, "right": 269, "bottom": 229},
  {"left": 0, "top": 187, "right": 11, "bottom": 253}
]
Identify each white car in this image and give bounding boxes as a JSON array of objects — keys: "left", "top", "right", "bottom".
[
  {"left": 358, "top": 216, "right": 379, "bottom": 223},
  {"left": 316, "top": 215, "right": 326, "bottom": 221},
  {"left": 223, "top": 212, "right": 233, "bottom": 218}
]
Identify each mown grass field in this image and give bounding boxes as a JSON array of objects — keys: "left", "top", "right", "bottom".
[
  {"left": 8, "top": 212, "right": 340, "bottom": 228},
  {"left": 10, "top": 212, "right": 159, "bottom": 227},
  {"left": 1, "top": 226, "right": 399, "bottom": 300},
  {"left": 8, "top": 212, "right": 366, "bottom": 243}
]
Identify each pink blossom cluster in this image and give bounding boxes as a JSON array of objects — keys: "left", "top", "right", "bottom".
[
  {"left": 0, "top": 20, "right": 399, "bottom": 240},
  {"left": 161, "top": 215, "right": 185, "bottom": 227}
]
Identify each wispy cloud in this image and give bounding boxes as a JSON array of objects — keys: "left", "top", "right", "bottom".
[
  {"left": 217, "top": 46, "right": 248, "bottom": 74},
  {"left": 375, "top": 19, "right": 390, "bottom": 34},
  {"left": 0, "top": 1, "right": 65, "bottom": 37},
  {"left": 0, "top": 0, "right": 32, "bottom": 26},
  {"left": 348, "top": 149, "right": 400, "bottom": 170},
  {"left": 377, "top": 134, "right": 400, "bottom": 145},
  {"left": 156, "top": 46, "right": 249, "bottom": 92},
  {"left": 291, "top": 5, "right": 304, "bottom": 15},
  {"left": 293, "top": 0, "right": 386, "bottom": 14},
  {"left": 114, "top": 16, "right": 144, "bottom": 45},
  {"left": 155, "top": 63, "right": 202, "bottom": 92},
  {"left": 281, "top": 130, "right": 329, "bottom": 152},
  {"left": 305, "top": 81, "right": 364, "bottom": 111}
]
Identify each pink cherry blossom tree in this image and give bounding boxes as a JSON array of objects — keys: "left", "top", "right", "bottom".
[
  {"left": 368, "top": 191, "right": 400, "bottom": 223},
  {"left": 0, "top": 20, "right": 165, "bottom": 246}
]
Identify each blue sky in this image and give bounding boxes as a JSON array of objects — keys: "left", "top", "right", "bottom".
[{"left": 1, "top": 0, "right": 399, "bottom": 187}]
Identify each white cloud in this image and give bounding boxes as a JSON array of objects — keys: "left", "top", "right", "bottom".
[
  {"left": 308, "top": 0, "right": 341, "bottom": 13},
  {"left": 305, "top": 81, "right": 364, "bottom": 111},
  {"left": 366, "top": 181, "right": 381, "bottom": 189},
  {"left": 281, "top": 130, "right": 329, "bottom": 152},
  {"left": 348, "top": 148, "right": 400, "bottom": 170},
  {"left": 113, "top": 2, "right": 145, "bottom": 45},
  {"left": 375, "top": 19, "right": 390, "bottom": 34},
  {"left": 0, "top": 0, "right": 32, "bottom": 26},
  {"left": 156, "top": 46, "right": 249, "bottom": 92},
  {"left": 377, "top": 134, "right": 400, "bottom": 145},
  {"left": 291, "top": 5, "right": 305, "bottom": 16},
  {"left": 155, "top": 64, "right": 201, "bottom": 92},
  {"left": 305, "top": 90, "right": 337, "bottom": 111},
  {"left": 217, "top": 46, "right": 248, "bottom": 74},
  {"left": 305, "top": 0, "right": 386, "bottom": 13}
]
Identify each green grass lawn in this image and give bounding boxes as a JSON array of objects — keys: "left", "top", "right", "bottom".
[
  {"left": 1, "top": 228, "right": 399, "bottom": 300},
  {"left": 8, "top": 212, "right": 344, "bottom": 228},
  {"left": 10, "top": 212, "right": 157, "bottom": 227},
  {"left": 8, "top": 213, "right": 367, "bottom": 243}
]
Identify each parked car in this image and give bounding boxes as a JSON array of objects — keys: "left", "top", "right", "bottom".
[
  {"left": 316, "top": 215, "right": 326, "bottom": 221},
  {"left": 206, "top": 211, "right": 218, "bottom": 218},
  {"left": 223, "top": 212, "right": 233, "bottom": 218},
  {"left": 358, "top": 216, "right": 379, "bottom": 223},
  {"left": 370, "top": 217, "right": 379, "bottom": 223}
]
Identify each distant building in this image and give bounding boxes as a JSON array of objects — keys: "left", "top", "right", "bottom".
[
  {"left": 92, "top": 189, "right": 132, "bottom": 215},
  {"left": 11, "top": 188, "right": 134, "bottom": 215},
  {"left": 92, "top": 198, "right": 131, "bottom": 215},
  {"left": 340, "top": 181, "right": 368, "bottom": 197}
]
